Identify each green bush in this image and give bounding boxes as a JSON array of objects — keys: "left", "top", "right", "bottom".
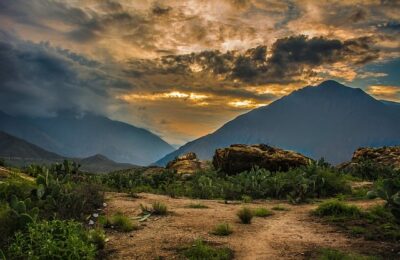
[
  {"left": 237, "top": 207, "right": 253, "bottom": 224},
  {"left": 252, "top": 207, "right": 273, "bottom": 217},
  {"left": 271, "top": 205, "right": 288, "bottom": 211},
  {"left": 110, "top": 213, "right": 137, "bottom": 232},
  {"left": 7, "top": 220, "right": 96, "bottom": 259},
  {"left": 346, "top": 160, "right": 398, "bottom": 180},
  {"left": 186, "top": 203, "right": 209, "bottom": 209},
  {"left": 88, "top": 228, "right": 106, "bottom": 249},
  {"left": 241, "top": 195, "right": 252, "bottom": 203},
  {"left": 211, "top": 223, "right": 233, "bottom": 236},
  {"left": 314, "top": 200, "right": 362, "bottom": 219},
  {"left": 183, "top": 240, "right": 233, "bottom": 260},
  {"left": 152, "top": 201, "right": 168, "bottom": 215},
  {"left": 375, "top": 177, "right": 400, "bottom": 221}
]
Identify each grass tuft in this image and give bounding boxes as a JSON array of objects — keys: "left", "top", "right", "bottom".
[
  {"left": 186, "top": 203, "right": 209, "bottom": 209},
  {"left": 183, "top": 240, "right": 233, "bottom": 260},
  {"left": 314, "top": 200, "right": 362, "bottom": 220},
  {"left": 110, "top": 212, "right": 138, "bottom": 232},
  {"left": 252, "top": 207, "right": 273, "bottom": 217},
  {"left": 271, "top": 205, "right": 289, "bottom": 211},
  {"left": 152, "top": 201, "right": 168, "bottom": 215},
  {"left": 211, "top": 223, "right": 233, "bottom": 236},
  {"left": 237, "top": 207, "right": 253, "bottom": 224}
]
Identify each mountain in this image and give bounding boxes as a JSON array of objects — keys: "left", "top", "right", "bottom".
[
  {"left": 77, "top": 154, "right": 137, "bottom": 173},
  {"left": 0, "top": 111, "right": 174, "bottom": 165},
  {"left": 0, "top": 131, "right": 137, "bottom": 173},
  {"left": 157, "top": 80, "right": 400, "bottom": 165},
  {"left": 0, "top": 131, "right": 62, "bottom": 161}
]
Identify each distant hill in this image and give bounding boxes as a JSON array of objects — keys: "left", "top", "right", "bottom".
[
  {"left": 0, "top": 111, "right": 174, "bottom": 165},
  {"left": 157, "top": 80, "right": 400, "bottom": 165},
  {"left": 0, "top": 131, "right": 137, "bottom": 173},
  {"left": 76, "top": 154, "right": 137, "bottom": 173}
]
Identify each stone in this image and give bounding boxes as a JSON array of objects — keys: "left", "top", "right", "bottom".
[{"left": 166, "top": 152, "right": 208, "bottom": 174}]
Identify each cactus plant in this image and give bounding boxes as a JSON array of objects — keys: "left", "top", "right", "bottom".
[
  {"left": 9, "top": 195, "right": 39, "bottom": 229},
  {"left": 376, "top": 178, "right": 400, "bottom": 221}
]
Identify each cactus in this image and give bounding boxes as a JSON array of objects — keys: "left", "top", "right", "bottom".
[
  {"left": 9, "top": 195, "right": 39, "bottom": 229},
  {"left": 376, "top": 178, "right": 400, "bottom": 221}
]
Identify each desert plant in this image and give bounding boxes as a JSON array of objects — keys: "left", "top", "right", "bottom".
[
  {"left": 375, "top": 177, "right": 400, "bottom": 221},
  {"left": 211, "top": 223, "right": 233, "bottom": 236},
  {"left": 314, "top": 200, "right": 362, "bottom": 219},
  {"left": 186, "top": 203, "right": 209, "bottom": 209},
  {"left": 88, "top": 228, "right": 106, "bottom": 249},
  {"left": 110, "top": 213, "right": 137, "bottom": 232},
  {"left": 271, "top": 205, "right": 288, "bottom": 211},
  {"left": 252, "top": 207, "right": 273, "bottom": 217},
  {"left": 237, "top": 207, "right": 253, "bottom": 224},
  {"left": 152, "top": 201, "right": 168, "bottom": 215},
  {"left": 183, "top": 239, "right": 233, "bottom": 260},
  {"left": 241, "top": 195, "right": 252, "bottom": 203},
  {"left": 7, "top": 220, "right": 96, "bottom": 259}
]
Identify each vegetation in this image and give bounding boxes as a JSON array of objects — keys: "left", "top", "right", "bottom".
[
  {"left": 182, "top": 240, "right": 233, "bottom": 260},
  {"left": 344, "top": 160, "right": 398, "bottom": 181},
  {"left": 211, "top": 223, "right": 233, "bottom": 236},
  {"left": 101, "top": 164, "right": 351, "bottom": 203},
  {"left": 271, "top": 205, "right": 289, "bottom": 211},
  {"left": 186, "top": 203, "right": 209, "bottom": 209},
  {"left": 237, "top": 207, "right": 253, "bottom": 224},
  {"left": 314, "top": 201, "right": 400, "bottom": 241},
  {"left": 314, "top": 248, "right": 378, "bottom": 260},
  {"left": 152, "top": 201, "right": 168, "bottom": 215},
  {"left": 107, "top": 213, "right": 137, "bottom": 232},
  {"left": 252, "top": 207, "right": 273, "bottom": 217},
  {"left": 7, "top": 220, "right": 96, "bottom": 259}
]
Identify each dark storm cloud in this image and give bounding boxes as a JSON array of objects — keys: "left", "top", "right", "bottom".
[
  {"left": 129, "top": 35, "right": 379, "bottom": 86},
  {"left": 0, "top": 32, "right": 131, "bottom": 117}
]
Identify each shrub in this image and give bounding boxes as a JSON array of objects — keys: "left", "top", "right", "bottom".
[
  {"left": 152, "top": 201, "right": 168, "bottom": 215},
  {"left": 211, "top": 223, "right": 233, "bottom": 236},
  {"left": 252, "top": 207, "right": 273, "bottom": 217},
  {"left": 186, "top": 203, "right": 209, "bottom": 209},
  {"left": 375, "top": 177, "right": 400, "bottom": 222},
  {"left": 314, "top": 200, "right": 362, "bottom": 219},
  {"left": 271, "top": 205, "right": 288, "bottom": 211},
  {"left": 7, "top": 220, "right": 96, "bottom": 259},
  {"left": 237, "top": 207, "right": 253, "bottom": 224},
  {"left": 183, "top": 240, "right": 233, "bottom": 260},
  {"left": 346, "top": 160, "right": 397, "bottom": 180},
  {"left": 110, "top": 213, "right": 137, "bottom": 232},
  {"left": 241, "top": 195, "right": 252, "bottom": 203},
  {"left": 88, "top": 228, "right": 106, "bottom": 249}
]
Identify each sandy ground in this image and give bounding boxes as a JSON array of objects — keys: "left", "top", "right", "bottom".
[{"left": 103, "top": 193, "right": 396, "bottom": 260}]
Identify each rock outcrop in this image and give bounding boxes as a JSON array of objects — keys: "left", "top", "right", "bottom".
[
  {"left": 212, "top": 144, "right": 311, "bottom": 175},
  {"left": 166, "top": 152, "right": 208, "bottom": 174},
  {"left": 341, "top": 146, "right": 400, "bottom": 170}
]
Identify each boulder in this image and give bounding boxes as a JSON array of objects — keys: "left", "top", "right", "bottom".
[
  {"left": 340, "top": 146, "right": 400, "bottom": 170},
  {"left": 212, "top": 144, "right": 311, "bottom": 175},
  {"left": 166, "top": 152, "right": 208, "bottom": 174}
]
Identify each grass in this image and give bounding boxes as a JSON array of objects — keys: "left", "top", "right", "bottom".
[
  {"left": 241, "top": 195, "right": 252, "bottom": 203},
  {"left": 152, "top": 201, "right": 168, "bottom": 215},
  {"left": 314, "top": 248, "right": 378, "bottom": 260},
  {"left": 252, "top": 207, "right": 273, "bottom": 217},
  {"left": 271, "top": 205, "right": 289, "bottom": 211},
  {"left": 237, "top": 207, "right": 253, "bottom": 224},
  {"left": 186, "top": 203, "right": 209, "bottom": 209},
  {"left": 183, "top": 240, "right": 233, "bottom": 260},
  {"left": 110, "top": 213, "right": 138, "bottom": 232},
  {"left": 313, "top": 200, "right": 362, "bottom": 220},
  {"left": 211, "top": 223, "right": 233, "bottom": 236}
]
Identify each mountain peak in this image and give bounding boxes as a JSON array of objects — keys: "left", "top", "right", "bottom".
[{"left": 316, "top": 80, "right": 345, "bottom": 88}]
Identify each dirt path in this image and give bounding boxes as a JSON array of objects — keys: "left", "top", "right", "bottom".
[{"left": 103, "top": 193, "right": 385, "bottom": 259}]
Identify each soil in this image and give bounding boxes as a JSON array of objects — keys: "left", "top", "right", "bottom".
[{"left": 103, "top": 193, "right": 398, "bottom": 259}]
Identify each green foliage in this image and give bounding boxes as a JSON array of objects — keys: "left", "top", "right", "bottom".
[
  {"left": 314, "top": 200, "right": 362, "bottom": 220},
  {"left": 152, "top": 201, "right": 168, "bottom": 215},
  {"left": 271, "top": 205, "right": 289, "bottom": 211},
  {"left": 375, "top": 177, "right": 400, "bottom": 221},
  {"left": 88, "top": 228, "right": 106, "bottom": 250},
  {"left": 211, "top": 223, "right": 233, "bottom": 236},
  {"left": 315, "top": 248, "right": 378, "bottom": 260},
  {"left": 252, "top": 207, "right": 273, "bottom": 217},
  {"left": 183, "top": 240, "right": 233, "bottom": 260},
  {"left": 109, "top": 213, "right": 137, "bottom": 232},
  {"left": 237, "top": 207, "right": 253, "bottom": 224},
  {"left": 7, "top": 220, "right": 96, "bottom": 259},
  {"left": 241, "top": 195, "right": 252, "bottom": 203},
  {"left": 102, "top": 164, "right": 350, "bottom": 202},
  {"left": 186, "top": 203, "right": 209, "bottom": 209},
  {"left": 0, "top": 158, "right": 5, "bottom": 167},
  {"left": 346, "top": 160, "right": 398, "bottom": 181}
]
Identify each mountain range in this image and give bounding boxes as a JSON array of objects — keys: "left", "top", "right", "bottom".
[
  {"left": 0, "top": 131, "right": 137, "bottom": 173},
  {"left": 157, "top": 80, "right": 400, "bottom": 165},
  {"left": 0, "top": 112, "right": 174, "bottom": 165}
]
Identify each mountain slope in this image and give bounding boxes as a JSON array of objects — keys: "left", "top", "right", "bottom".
[
  {"left": 0, "top": 112, "right": 174, "bottom": 165},
  {"left": 77, "top": 154, "right": 138, "bottom": 173},
  {"left": 0, "top": 131, "right": 62, "bottom": 160},
  {"left": 157, "top": 80, "right": 400, "bottom": 165}
]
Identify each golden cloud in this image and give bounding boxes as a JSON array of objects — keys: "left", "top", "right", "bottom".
[{"left": 367, "top": 85, "right": 400, "bottom": 101}]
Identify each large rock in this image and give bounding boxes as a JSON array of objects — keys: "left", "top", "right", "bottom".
[
  {"left": 166, "top": 152, "right": 208, "bottom": 174},
  {"left": 212, "top": 144, "right": 311, "bottom": 175},
  {"left": 340, "top": 146, "right": 400, "bottom": 170}
]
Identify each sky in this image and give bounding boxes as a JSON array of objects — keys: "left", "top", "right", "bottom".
[{"left": 0, "top": 0, "right": 399, "bottom": 146}]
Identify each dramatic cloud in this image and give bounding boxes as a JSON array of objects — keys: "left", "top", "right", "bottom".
[{"left": 0, "top": 0, "right": 398, "bottom": 144}]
